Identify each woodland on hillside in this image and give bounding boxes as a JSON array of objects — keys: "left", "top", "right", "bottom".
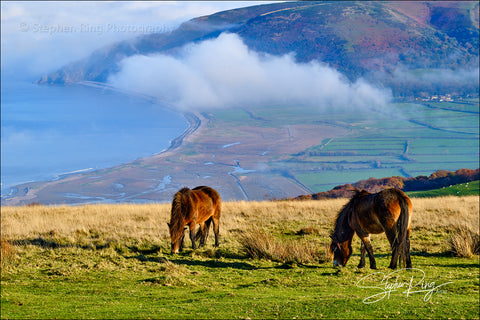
[{"left": 294, "top": 168, "right": 479, "bottom": 200}]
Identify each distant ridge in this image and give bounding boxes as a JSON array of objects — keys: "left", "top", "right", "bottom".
[
  {"left": 37, "top": 1, "right": 479, "bottom": 97},
  {"left": 291, "top": 168, "right": 480, "bottom": 200}
]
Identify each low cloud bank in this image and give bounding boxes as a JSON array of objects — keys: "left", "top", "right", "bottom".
[{"left": 108, "top": 33, "right": 391, "bottom": 111}]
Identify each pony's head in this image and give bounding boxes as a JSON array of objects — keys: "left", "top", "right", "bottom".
[
  {"left": 330, "top": 234, "right": 353, "bottom": 267},
  {"left": 329, "top": 193, "right": 359, "bottom": 267},
  {"left": 168, "top": 188, "right": 190, "bottom": 254},
  {"left": 168, "top": 222, "right": 186, "bottom": 254}
]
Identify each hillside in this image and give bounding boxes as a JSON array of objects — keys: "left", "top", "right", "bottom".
[
  {"left": 37, "top": 1, "right": 479, "bottom": 97},
  {"left": 292, "top": 168, "right": 479, "bottom": 200}
]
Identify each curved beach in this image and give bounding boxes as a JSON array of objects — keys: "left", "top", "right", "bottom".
[
  {"left": 166, "top": 112, "right": 201, "bottom": 152},
  {"left": 1, "top": 82, "right": 197, "bottom": 204}
]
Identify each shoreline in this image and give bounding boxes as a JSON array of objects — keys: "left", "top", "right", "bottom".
[
  {"left": 1, "top": 82, "right": 202, "bottom": 204},
  {"left": 165, "top": 112, "right": 201, "bottom": 152}
]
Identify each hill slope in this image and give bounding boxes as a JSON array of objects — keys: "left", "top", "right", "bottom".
[
  {"left": 293, "top": 168, "right": 480, "bottom": 200},
  {"left": 37, "top": 1, "right": 479, "bottom": 97}
]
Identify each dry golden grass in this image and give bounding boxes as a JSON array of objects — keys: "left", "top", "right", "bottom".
[
  {"left": 1, "top": 236, "right": 16, "bottom": 269},
  {"left": 411, "top": 196, "right": 479, "bottom": 231},
  {"left": 1, "top": 204, "right": 170, "bottom": 241},
  {"left": 448, "top": 226, "right": 480, "bottom": 258},
  {"left": 1, "top": 196, "right": 478, "bottom": 258},
  {"left": 238, "top": 226, "right": 331, "bottom": 264}
]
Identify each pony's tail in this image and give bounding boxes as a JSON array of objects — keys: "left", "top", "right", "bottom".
[{"left": 395, "top": 191, "right": 411, "bottom": 268}]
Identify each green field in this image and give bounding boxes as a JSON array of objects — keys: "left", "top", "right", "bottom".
[
  {"left": 278, "top": 99, "right": 479, "bottom": 192},
  {"left": 407, "top": 180, "right": 480, "bottom": 198},
  {"left": 210, "top": 99, "right": 479, "bottom": 194}
]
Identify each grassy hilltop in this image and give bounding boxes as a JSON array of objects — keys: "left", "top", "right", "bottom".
[{"left": 1, "top": 196, "right": 479, "bottom": 319}]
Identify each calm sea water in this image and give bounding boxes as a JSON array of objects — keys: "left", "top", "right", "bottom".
[{"left": 1, "top": 80, "right": 187, "bottom": 195}]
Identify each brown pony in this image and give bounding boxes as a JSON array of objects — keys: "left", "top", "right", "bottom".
[
  {"left": 168, "top": 186, "right": 221, "bottom": 254},
  {"left": 330, "top": 188, "right": 412, "bottom": 269}
]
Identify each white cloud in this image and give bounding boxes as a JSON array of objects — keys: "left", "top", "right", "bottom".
[{"left": 108, "top": 33, "right": 391, "bottom": 111}]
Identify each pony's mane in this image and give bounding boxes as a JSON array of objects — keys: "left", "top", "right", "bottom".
[
  {"left": 169, "top": 187, "right": 191, "bottom": 243},
  {"left": 331, "top": 189, "right": 370, "bottom": 242}
]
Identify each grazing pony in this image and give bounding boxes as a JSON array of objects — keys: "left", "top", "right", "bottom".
[
  {"left": 168, "top": 186, "right": 221, "bottom": 254},
  {"left": 330, "top": 188, "right": 412, "bottom": 269}
]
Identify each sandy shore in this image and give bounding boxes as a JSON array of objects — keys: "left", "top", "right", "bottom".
[{"left": 166, "top": 112, "right": 201, "bottom": 152}]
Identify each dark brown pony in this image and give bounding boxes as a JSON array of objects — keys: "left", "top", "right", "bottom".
[
  {"left": 168, "top": 186, "right": 221, "bottom": 254},
  {"left": 330, "top": 188, "right": 412, "bottom": 269}
]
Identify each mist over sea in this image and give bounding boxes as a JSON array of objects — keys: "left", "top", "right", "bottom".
[{"left": 1, "top": 80, "right": 188, "bottom": 195}]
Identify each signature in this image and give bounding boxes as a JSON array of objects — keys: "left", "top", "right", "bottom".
[{"left": 356, "top": 268, "right": 452, "bottom": 304}]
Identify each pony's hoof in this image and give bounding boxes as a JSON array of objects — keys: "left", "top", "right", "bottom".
[{"left": 357, "top": 264, "right": 365, "bottom": 269}]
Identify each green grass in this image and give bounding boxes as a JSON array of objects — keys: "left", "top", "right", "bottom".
[
  {"left": 2, "top": 243, "right": 479, "bottom": 319},
  {"left": 407, "top": 180, "right": 480, "bottom": 198},
  {"left": 2, "top": 197, "right": 479, "bottom": 319}
]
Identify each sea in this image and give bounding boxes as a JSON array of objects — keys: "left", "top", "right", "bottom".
[{"left": 1, "top": 80, "right": 188, "bottom": 196}]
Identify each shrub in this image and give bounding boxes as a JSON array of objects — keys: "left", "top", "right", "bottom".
[{"left": 449, "top": 226, "right": 480, "bottom": 258}]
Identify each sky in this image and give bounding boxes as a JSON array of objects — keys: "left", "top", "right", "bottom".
[{"left": 1, "top": 1, "right": 274, "bottom": 80}]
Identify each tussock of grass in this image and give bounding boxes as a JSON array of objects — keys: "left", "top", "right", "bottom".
[
  {"left": 239, "top": 227, "right": 330, "bottom": 264},
  {"left": 142, "top": 260, "right": 197, "bottom": 287},
  {"left": 297, "top": 227, "right": 321, "bottom": 235},
  {"left": 449, "top": 226, "right": 480, "bottom": 258},
  {"left": 1, "top": 236, "right": 16, "bottom": 269}
]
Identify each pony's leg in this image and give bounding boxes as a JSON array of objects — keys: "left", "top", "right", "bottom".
[
  {"left": 405, "top": 231, "right": 412, "bottom": 268},
  {"left": 385, "top": 229, "right": 399, "bottom": 269},
  {"left": 387, "top": 228, "right": 412, "bottom": 269},
  {"left": 358, "top": 240, "right": 367, "bottom": 269},
  {"left": 405, "top": 238, "right": 412, "bottom": 268},
  {"left": 358, "top": 235, "right": 376, "bottom": 269},
  {"left": 212, "top": 217, "right": 220, "bottom": 247},
  {"left": 199, "top": 219, "right": 212, "bottom": 247},
  {"left": 189, "top": 223, "right": 197, "bottom": 250},
  {"left": 179, "top": 232, "right": 185, "bottom": 252},
  {"left": 195, "top": 223, "right": 204, "bottom": 246}
]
